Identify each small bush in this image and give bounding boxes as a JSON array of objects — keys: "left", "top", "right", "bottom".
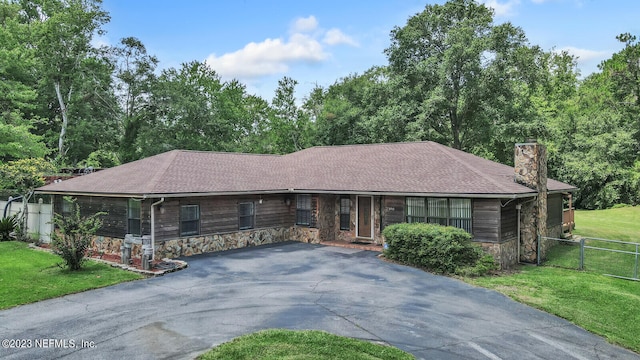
[
  {"left": 0, "top": 214, "right": 19, "bottom": 241},
  {"left": 51, "top": 197, "right": 105, "bottom": 271},
  {"left": 383, "top": 223, "right": 484, "bottom": 274}
]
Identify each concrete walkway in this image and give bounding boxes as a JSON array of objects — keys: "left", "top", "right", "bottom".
[{"left": 0, "top": 242, "right": 637, "bottom": 360}]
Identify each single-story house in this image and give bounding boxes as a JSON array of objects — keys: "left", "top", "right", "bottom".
[{"left": 36, "top": 141, "right": 575, "bottom": 268}]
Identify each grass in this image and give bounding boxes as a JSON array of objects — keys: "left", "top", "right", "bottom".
[
  {"left": 573, "top": 206, "right": 640, "bottom": 242},
  {"left": 545, "top": 206, "right": 639, "bottom": 278},
  {"left": 467, "top": 266, "right": 640, "bottom": 352},
  {"left": 0, "top": 241, "right": 143, "bottom": 309},
  {"left": 197, "top": 329, "right": 414, "bottom": 360},
  {"left": 465, "top": 206, "right": 640, "bottom": 353}
]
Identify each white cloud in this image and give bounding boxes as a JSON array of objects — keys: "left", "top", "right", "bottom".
[
  {"left": 481, "top": 0, "right": 520, "bottom": 17},
  {"left": 205, "top": 34, "right": 327, "bottom": 79},
  {"left": 205, "top": 16, "right": 357, "bottom": 80},
  {"left": 291, "top": 16, "right": 318, "bottom": 33},
  {"left": 558, "top": 46, "right": 609, "bottom": 63},
  {"left": 323, "top": 28, "right": 359, "bottom": 47}
]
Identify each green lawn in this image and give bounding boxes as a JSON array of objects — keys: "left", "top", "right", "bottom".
[
  {"left": 573, "top": 206, "right": 640, "bottom": 242},
  {"left": 197, "top": 329, "right": 414, "bottom": 360},
  {"left": 0, "top": 241, "right": 143, "bottom": 309},
  {"left": 466, "top": 206, "right": 640, "bottom": 353}
]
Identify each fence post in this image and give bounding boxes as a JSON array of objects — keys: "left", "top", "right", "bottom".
[
  {"left": 634, "top": 243, "right": 638, "bottom": 280},
  {"left": 537, "top": 234, "right": 541, "bottom": 266},
  {"left": 579, "top": 238, "right": 585, "bottom": 270}
]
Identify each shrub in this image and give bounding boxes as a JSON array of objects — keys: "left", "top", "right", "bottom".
[
  {"left": 51, "top": 197, "right": 105, "bottom": 271},
  {"left": 455, "top": 254, "right": 498, "bottom": 277},
  {"left": 0, "top": 214, "right": 19, "bottom": 241},
  {"left": 383, "top": 223, "right": 484, "bottom": 274}
]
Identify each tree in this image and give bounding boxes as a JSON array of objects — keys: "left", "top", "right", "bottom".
[
  {"left": 546, "top": 64, "right": 638, "bottom": 209},
  {"left": 0, "top": 123, "right": 48, "bottom": 162},
  {"left": 384, "top": 0, "right": 545, "bottom": 162},
  {"left": 268, "top": 77, "right": 314, "bottom": 153},
  {"left": 51, "top": 197, "right": 104, "bottom": 270},
  {"left": 0, "top": 1, "right": 39, "bottom": 125},
  {"left": 29, "top": 0, "right": 110, "bottom": 160},
  {"left": 314, "top": 68, "right": 395, "bottom": 146},
  {"left": 111, "top": 37, "right": 159, "bottom": 163},
  {"left": 0, "top": 1, "right": 48, "bottom": 162},
  {"left": 133, "top": 61, "right": 255, "bottom": 157}
]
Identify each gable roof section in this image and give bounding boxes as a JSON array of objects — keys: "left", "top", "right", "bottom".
[{"left": 37, "top": 142, "right": 575, "bottom": 197}]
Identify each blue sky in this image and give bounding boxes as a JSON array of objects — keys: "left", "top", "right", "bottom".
[{"left": 100, "top": 0, "right": 640, "bottom": 102}]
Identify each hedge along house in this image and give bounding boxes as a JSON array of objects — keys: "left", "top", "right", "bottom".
[{"left": 36, "top": 141, "right": 575, "bottom": 268}]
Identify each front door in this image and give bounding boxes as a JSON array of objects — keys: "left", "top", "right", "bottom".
[{"left": 357, "top": 196, "right": 372, "bottom": 238}]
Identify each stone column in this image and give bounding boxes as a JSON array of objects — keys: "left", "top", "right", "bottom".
[{"left": 514, "top": 141, "right": 547, "bottom": 263}]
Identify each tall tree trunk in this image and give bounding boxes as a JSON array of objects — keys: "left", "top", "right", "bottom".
[{"left": 54, "top": 81, "right": 69, "bottom": 159}]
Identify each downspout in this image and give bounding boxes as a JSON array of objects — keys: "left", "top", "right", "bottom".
[
  {"left": 151, "top": 197, "right": 165, "bottom": 260},
  {"left": 516, "top": 204, "right": 522, "bottom": 264},
  {"left": 3, "top": 195, "right": 23, "bottom": 218}
]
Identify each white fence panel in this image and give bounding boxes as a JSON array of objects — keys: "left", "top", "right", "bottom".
[{"left": 0, "top": 200, "right": 53, "bottom": 243}]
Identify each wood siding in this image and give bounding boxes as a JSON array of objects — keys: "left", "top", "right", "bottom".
[
  {"left": 58, "top": 194, "right": 295, "bottom": 242},
  {"left": 473, "top": 199, "right": 500, "bottom": 242},
  {"left": 382, "top": 196, "right": 405, "bottom": 229},
  {"left": 500, "top": 202, "right": 518, "bottom": 241},
  {"left": 54, "top": 196, "right": 128, "bottom": 238},
  {"left": 547, "top": 193, "right": 563, "bottom": 227},
  {"left": 155, "top": 194, "right": 294, "bottom": 241}
]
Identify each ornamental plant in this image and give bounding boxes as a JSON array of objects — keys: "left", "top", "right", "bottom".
[
  {"left": 383, "top": 222, "right": 494, "bottom": 275},
  {"left": 0, "top": 214, "right": 19, "bottom": 241},
  {"left": 51, "top": 197, "right": 105, "bottom": 270}
]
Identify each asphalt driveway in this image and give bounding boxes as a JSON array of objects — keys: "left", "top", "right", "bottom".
[{"left": 1, "top": 242, "right": 638, "bottom": 360}]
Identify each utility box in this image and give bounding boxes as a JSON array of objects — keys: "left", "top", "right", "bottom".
[
  {"left": 141, "top": 235, "right": 152, "bottom": 270},
  {"left": 121, "top": 234, "right": 133, "bottom": 264}
]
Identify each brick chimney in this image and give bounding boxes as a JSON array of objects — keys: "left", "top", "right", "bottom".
[{"left": 514, "top": 140, "right": 547, "bottom": 263}]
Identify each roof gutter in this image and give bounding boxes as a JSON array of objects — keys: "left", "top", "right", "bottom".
[{"left": 35, "top": 187, "right": 575, "bottom": 200}]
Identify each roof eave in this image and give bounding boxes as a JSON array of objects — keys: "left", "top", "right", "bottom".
[{"left": 34, "top": 189, "right": 293, "bottom": 198}]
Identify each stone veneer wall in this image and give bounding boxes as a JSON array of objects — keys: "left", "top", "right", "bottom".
[
  {"left": 514, "top": 142, "right": 548, "bottom": 263},
  {"left": 476, "top": 224, "right": 563, "bottom": 269},
  {"left": 155, "top": 227, "right": 292, "bottom": 258},
  {"left": 290, "top": 226, "right": 321, "bottom": 244},
  {"left": 479, "top": 238, "right": 518, "bottom": 269},
  {"left": 90, "top": 226, "right": 321, "bottom": 260},
  {"left": 334, "top": 196, "right": 356, "bottom": 242},
  {"left": 372, "top": 197, "right": 382, "bottom": 244},
  {"left": 317, "top": 195, "right": 336, "bottom": 242}
]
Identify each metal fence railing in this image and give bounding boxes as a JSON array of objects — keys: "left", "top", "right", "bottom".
[{"left": 538, "top": 235, "right": 639, "bottom": 281}]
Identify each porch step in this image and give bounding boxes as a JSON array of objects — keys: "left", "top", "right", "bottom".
[{"left": 319, "top": 240, "right": 383, "bottom": 252}]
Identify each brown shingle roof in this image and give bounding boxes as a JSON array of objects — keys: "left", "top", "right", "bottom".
[{"left": 36, "top": 142, "right": 575, "bottom": 197}]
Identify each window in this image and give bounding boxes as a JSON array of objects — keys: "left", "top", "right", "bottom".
[
  {"left": 238, "top": 202, "right": 255, "bottom": 230},
  {"left": 61, "top": 198, "right": 74, "bottom": 217},
  {"left": 449, "top": 198, "right": 472, "bottom": 233},
  {"left": 339, "top": 197, "right": 350, "bottom": 230},
  {"left": 296, "top": 195, "right": 311, "bottom": 225},
  {"left": 405, "top": 197, "right": 425, "bottom": 223},
  {"left": 127, "top": 199, "right": 141, "bottom": 236},
  {"left": 404, "top": 197, "right": 472, "bottom": 233},
  {"left": 180, "top": 205, "right": 200, "bottom": 236},
  {"left": 427, "top": 198, "right": 448, "bottom": 226}
]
